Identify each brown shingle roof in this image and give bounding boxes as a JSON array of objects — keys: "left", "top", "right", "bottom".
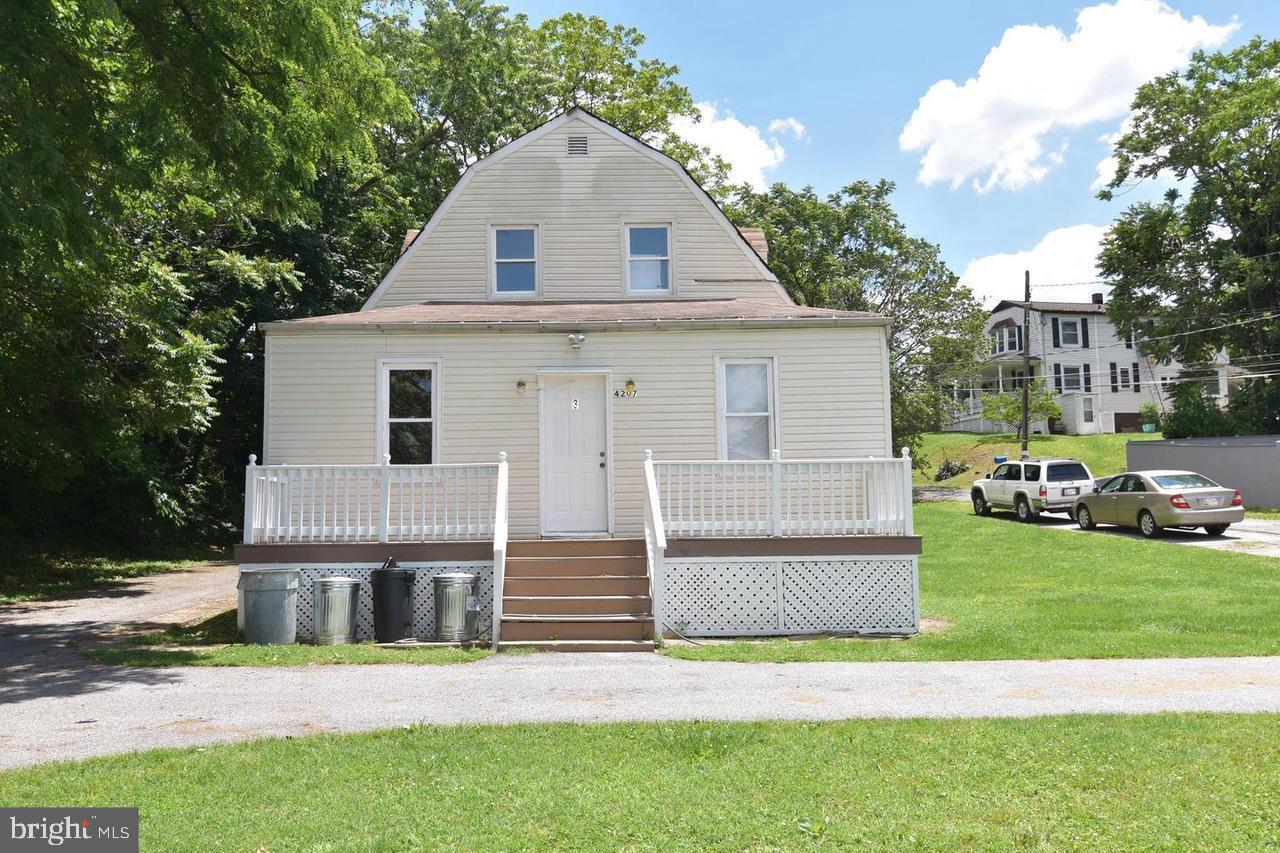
[
  {"left": 991, "top": 299, "right": 1107, "bottom": 315},
  {"left": 261, "top": 298, "right": 885, "bottom": 333},
  {"left": 737, "top": 227, "right": 769, "bottom": 263}
]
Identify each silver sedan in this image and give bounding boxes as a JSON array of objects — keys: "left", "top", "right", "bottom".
[{"left": 1074, "top": 470, "right": 1244, "bottom": 538}]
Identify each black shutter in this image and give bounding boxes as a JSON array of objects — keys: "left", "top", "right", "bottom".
[
  {"left": 1110, "top": 362, "right": 1119, "bottom": 393},
  {"left": 1133, "top": 362, "right": 1141, "bottom": 392},
  {"left": 1083, "top": 363, "right": 1092, "bottom": 392},
  {"left": 1016, "top": 325, "right": 1024, "bottom": 353},
  {"left": 1053, "top": 363, "right": 1063, "bottom": 393},
  {"left": 1080, "top": 318, "right": 1090, "bottom": 348},
  {"left": 1125, "top": 331, "right": 1133, "bottom": 349},
  {"left": 1051, "top": 317, "right": 1061, "bottom": 348}
]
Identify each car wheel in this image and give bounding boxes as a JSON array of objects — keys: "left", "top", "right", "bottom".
[
  {"left": 1138, "top": 510, "right": 1162, "bottom": 538},
  {"left": 1204, "top": 524, "right": 1229, "bottom": 536},
  {"left": 1076, "top": 504, "right": 1095, "bottom": 530},
  {"left": 1015, "top": 496, "right": 1037, "bottom": 523},
  {"left": 972, "top": 491, "right": 991, "bottom": 516}
]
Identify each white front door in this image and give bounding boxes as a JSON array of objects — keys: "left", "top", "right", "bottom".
[{"left": 541, "top": 373, "right": 610, "bottom": 534}]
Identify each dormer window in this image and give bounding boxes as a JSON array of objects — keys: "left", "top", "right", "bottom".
[
  {"left": 626, "top": 224, "right": 671, "bottom": 294},
  {"left": 491, "top": 225, "right": 538, "bottom": 298}
]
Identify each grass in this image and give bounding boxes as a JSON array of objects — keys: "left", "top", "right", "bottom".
[
  {"left": 915, "top": 430, "right": 1164, "bottom": 488},
  {"left": 1247, "top": 508, "right": 1280, "bottom": 520},
  {"left": 1, "top": 714, "right": 1278, "bottom": 849},
  {"left": 87, "top": 608, "right": 492, "bottom": 667},
  {"left": 0, "top": 544, "right": 222, "bottom": 605},
  {"left": 662, "top": 501, "right": 1280, "bottom": 663}
]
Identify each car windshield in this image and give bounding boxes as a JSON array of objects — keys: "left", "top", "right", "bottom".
[
  {"left": 1046, "top": 463, "right": 1089, "bottom": 482},
  {"left": 1152, "top": 473, "right": 1219, "bottom": 489}
]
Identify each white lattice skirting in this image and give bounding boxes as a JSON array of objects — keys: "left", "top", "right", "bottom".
[
  {"left": 238, "top": 562, "right": 494, "bottom": 642},
  {"left": 660, "top": 556, "right": 918, "bottom": 636}
]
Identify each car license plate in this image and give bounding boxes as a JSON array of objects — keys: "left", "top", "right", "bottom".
[
  {"left": 1063, "top": 487, "right": 1078, "bottom": 496},
  {"left": 1198, "top": 498, "right": 1223, "bottom": 508}
]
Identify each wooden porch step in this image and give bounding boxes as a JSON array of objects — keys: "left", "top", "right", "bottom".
[
  {"left": 505, "top": 556, "right": 647, "bottom": 577},
  {"left": 503, "top": 594, "right": 652, "bottom": 616},
  {"left": 500, "top": 615, "right": 653, "bottom": 642},
  {"left": 507, "top": 538, "right": 645, "bottom": 558},
  {"left": 503, "top": 575, "right": 650, "bottom": 597},
  {"left": 498, "top": 640, "right": 655, "bottom": 653}
]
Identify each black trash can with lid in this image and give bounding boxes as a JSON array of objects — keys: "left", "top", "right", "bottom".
[{"left": 371, "top": 559, "right": 416, "bottom": 643}]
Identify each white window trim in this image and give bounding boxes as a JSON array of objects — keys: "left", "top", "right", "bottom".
[
  {"left": 488, "top": 224, "right": 541, "bottom": 300},
  {"left": 375, "top": 356, "right": 443, "bottom": 464},
  {"left": 1061, "top": 365, "right": 1083, "bottom": 392},
  {"left": 1059, "top": 318, "right": 1081, "bottom": 347},
  {"left": 622, "top": 220, "right": 676, "bottom": 297},
  {"left": 714, "top": 356, "right": 781, "bottom": 460}
]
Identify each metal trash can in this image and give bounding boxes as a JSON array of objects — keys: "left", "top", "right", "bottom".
[
  {"left": 312, "top": 576, "right": 361, "bottom": 645},
  {"left": 237, "top": 568, "right": 300, "bottom": 645},
  {"left": 371, "top": 560, "right": 417, "bottom": 643},
  {"left": 433, "top": 572, "right": 479, "bottom": 642}
]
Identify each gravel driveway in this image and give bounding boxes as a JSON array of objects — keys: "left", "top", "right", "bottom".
[{"left": 5, "top": 559, "right": 1280, "bottom": 770}]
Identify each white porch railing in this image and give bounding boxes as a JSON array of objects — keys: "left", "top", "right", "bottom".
[
  {"left": 491, "top": 451, "right": 509, "bottom": 649},
  {"left": 650, "top": 449, "right": 915, "bottom": 538},
  {"left": 642, "top": 450, "right": 668, "bottom": 643},
  {"left": 242, "top": 454, "right": 503, "bottom": 544}
]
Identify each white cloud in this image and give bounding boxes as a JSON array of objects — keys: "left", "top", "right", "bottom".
[
  {"left": 671, "top": 103, "right": 805, "bottom": 189},
  {"left": 768, "top": 117, "right": 808, "bottom": 141},
  {"left": 900, "top": 0, "right": 1236, "bottom": 193},
  {"left": 960, "top": 224, "right": 1110, "bottom": 308}
]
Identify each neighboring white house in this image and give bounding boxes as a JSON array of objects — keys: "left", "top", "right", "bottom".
[
  {"left": 946, "top": 295, "right": 1231, "bottom": 435},
  {"left": 236, "top": 108, "right": 920, "bottom": 651}
]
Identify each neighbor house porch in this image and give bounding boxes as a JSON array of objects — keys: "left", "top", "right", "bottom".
[{"left": 235, "top": 449, "right": 921, "bottom": 650}]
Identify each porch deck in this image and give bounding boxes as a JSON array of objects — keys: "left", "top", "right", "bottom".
[{"left": 237, "top": 450, "right": 921, "bottom": 646}]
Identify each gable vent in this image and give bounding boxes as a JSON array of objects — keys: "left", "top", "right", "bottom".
[{"left": 566, "top": 135, "right": 589, "bottom": 156}]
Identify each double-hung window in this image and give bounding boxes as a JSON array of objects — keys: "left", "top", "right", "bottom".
[
  {"left": 491, "top": 226, "right": 538, "bottom": 297},
  {"left": 719, "top": 358, "right": 777, "bottom": 460},
  {"left": 379, "top": 359, "right": 439, "bottom": 464},
  {"left": 1060, "top": 319, "right": 1080, "bottom": 346},
  {"left": 1062, "top": 365, "right": 1083, "bottom": 392},
  {"left": 626, "top": 224, "right": 671, "bottom": 293}
]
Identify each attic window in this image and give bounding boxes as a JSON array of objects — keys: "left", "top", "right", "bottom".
[{"left": 566, "top": 136, "right": 589, "bottom": 156}]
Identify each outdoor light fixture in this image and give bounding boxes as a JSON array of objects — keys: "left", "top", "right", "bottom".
[
  {"left": 567, "top": 332, "right": 586, "bottom": 350},
  {"left": 624, "top": 378, "right": 636, "bottom": 394},
  {"left": 515, "top": 379, "right": 527, "bottom": 393}
]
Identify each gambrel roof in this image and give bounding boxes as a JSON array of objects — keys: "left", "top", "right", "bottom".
[{"left": 362, "top": 107, "right": 789, "bottom": 309}]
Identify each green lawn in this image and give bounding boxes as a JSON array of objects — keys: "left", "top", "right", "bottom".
[
  {"left": 2, "top": 714, "right": 1277, "bottom": 850},
  {"left": 663, "top": 502, "right": 1280, "bottom": 663},
  {"left": 88, "top": 608, "right": 493, "bottom": 666},
  {"left": 915, "top": 430, "right": 1163, "bottom": 487},
  {"left": 0, "top": 544, "right": 222, "bottom": 605}
]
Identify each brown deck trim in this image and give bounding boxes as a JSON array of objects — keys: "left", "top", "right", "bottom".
[
  {"left": 235, "top": 542, "right": 493, "bottom": 564},
  {"left": 665, "top": 536, "right": 922, "bottom": 558}
]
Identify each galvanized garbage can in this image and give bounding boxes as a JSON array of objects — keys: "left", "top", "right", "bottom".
[
  {"left": 433, "top": 572, "right": 479, "bottom": 642},
  {"left": 312, "top": 576, "right": 361, "bottom": 645},
  {"left": 237, "top": 568, "right": 300, "bottom": 645}
]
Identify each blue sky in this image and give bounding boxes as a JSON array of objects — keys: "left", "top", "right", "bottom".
[{"left": 506, "top": 0, "right": 1278, "bottom": 306}]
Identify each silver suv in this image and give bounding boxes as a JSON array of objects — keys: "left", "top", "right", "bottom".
[{"left": 971, "top": 458, "right": 1096, "bottom": 522}]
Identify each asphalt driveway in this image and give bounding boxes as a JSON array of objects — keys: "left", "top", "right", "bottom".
[{"left": 5, "top": 556, "right": 1280, "bottom": 770}]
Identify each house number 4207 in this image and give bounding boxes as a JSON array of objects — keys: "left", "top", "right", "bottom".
[{"left": 613, "top": 389, "right": 638, "bottom": 398}]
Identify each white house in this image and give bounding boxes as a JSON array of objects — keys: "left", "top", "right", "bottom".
[
  {"left": 945, "top": 295, "right": 1228, "bottom": 435},
  {"left": 236, "top": 108, "right": 919, "bottom": 651}
]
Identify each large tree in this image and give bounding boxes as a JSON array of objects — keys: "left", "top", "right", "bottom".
[
  {"left": 727, "top": 181, "right": 986, "bottom": 456},
  {"left": 1098, "top": 37, "right": 1280, "bottom": 433},
  {"left": 0, "top": 0, "right": 401, "bottom": 537}
]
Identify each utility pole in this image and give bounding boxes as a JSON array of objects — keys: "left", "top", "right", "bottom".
[{"left": 1020, "top": 270, "right": 1031, "bottom": 459}]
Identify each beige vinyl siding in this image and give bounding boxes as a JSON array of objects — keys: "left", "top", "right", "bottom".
[
  {"left": 372, "top": 117, "right": 784, "bottom": 307},
  {"left": 264, "top": 326, "right": 890, "bottom": 537}
]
